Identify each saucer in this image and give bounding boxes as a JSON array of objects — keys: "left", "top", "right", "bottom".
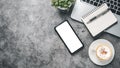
[{"left": 88, "top": 39, "right": 115, "bottom": 66}]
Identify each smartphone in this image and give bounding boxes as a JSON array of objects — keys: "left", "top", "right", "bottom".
[{"left": 55, "top": 20, "right": 83, "bottom": 54}]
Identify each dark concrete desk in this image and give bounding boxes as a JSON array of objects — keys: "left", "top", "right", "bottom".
[{"left": 0, "top": 0, "right": 120, "bottom": 68}]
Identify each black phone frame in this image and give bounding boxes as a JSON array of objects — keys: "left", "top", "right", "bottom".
[{"left": 54, "top": 20, "right": 84, "bottom": 55}]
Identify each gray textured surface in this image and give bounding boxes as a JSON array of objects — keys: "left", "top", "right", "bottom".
[{"left": 0, "top": 0, "right": 120, "bottom": 68}]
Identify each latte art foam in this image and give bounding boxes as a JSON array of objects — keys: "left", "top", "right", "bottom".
[{"left": 96, "top": 45, "right": 112, "bottom": 60}]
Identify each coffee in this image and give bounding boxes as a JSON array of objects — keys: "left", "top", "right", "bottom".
[{"left": 96, "top": 44, "right": 112, "bottom": 61}]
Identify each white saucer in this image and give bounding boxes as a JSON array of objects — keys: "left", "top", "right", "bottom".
[{"left": 88, "top": 39, "right": 115, "bottom": 66}]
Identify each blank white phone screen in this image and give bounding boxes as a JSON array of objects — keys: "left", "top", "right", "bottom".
[{"left": 56, "top": 21, "right": 83, "bottom": 53}]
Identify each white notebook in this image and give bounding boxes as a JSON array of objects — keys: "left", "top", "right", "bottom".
[{"left": 81, "top": 3, "right": 117, "bottom": 37}]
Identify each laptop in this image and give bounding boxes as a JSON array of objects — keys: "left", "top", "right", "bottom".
[{"left": 71, "top": 0, "right": 120, "bottom": 37}]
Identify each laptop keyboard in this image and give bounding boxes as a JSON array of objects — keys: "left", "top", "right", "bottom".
[{"left": 82, "top": 0, "right": 120, "bottom": 15}]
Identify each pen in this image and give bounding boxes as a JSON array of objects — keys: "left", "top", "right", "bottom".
[{"left": 87, "top": 8, "right": 109, "bottom": 24}]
